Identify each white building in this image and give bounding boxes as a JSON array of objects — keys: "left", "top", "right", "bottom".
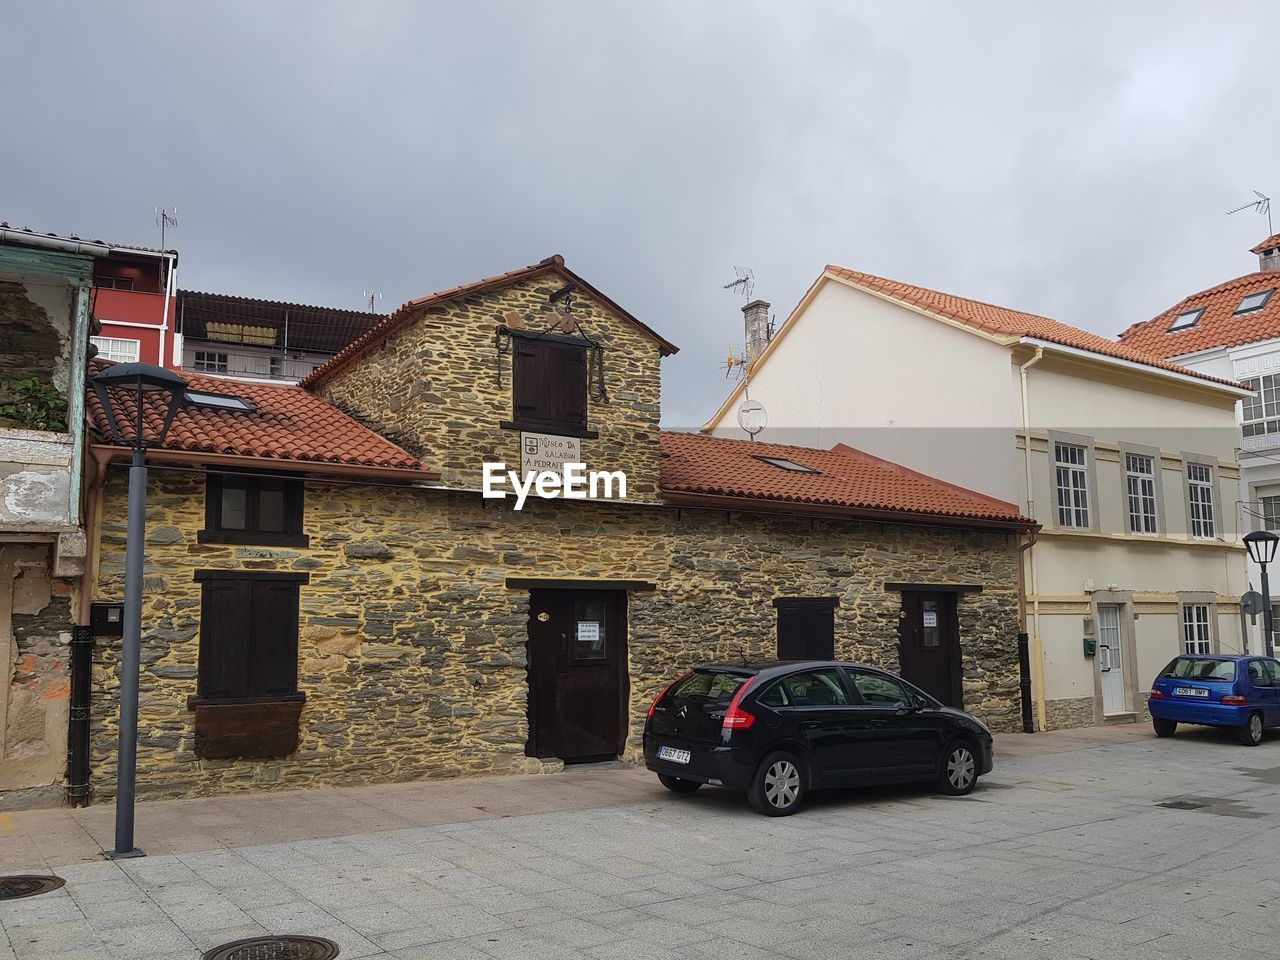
[
  {"left": 1119, "top": 234, "right": 1280, "bottom": 646},
  {"left": 705, "top": 266, "right": 1251, "bottom": 729}
]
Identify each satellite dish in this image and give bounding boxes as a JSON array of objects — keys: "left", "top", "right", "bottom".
[{"left": 737, "top": 398, "right": 767, "bottom": 438}]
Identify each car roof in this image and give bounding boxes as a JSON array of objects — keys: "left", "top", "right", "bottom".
[
  {"left": 695, "top": 659, "right": 885, "bottom": 677},
  {"left": 1171, "top": 653, "right": 1268, "bottom": 662}
]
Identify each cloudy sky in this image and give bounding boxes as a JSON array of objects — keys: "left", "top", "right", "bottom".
[{"left": 6, "top": 2, "right": 1278, "bottom": 427}]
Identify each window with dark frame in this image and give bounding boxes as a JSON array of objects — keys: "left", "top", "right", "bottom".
[
  {"left": 195, "top": 572, "right": 303, "bottom": 702},
  {"left": 775, "top": 597, "right": 838, "bottom": 660},
  {"left": 1234, "top": 289, "right": 1274, "bottom": 315},
  {"left": 199, "top": 471, "right": 308, "bottom": 546},
  {"left": 1166, "top": 307, "right": 1203, "bottom": 331},
  {"left": 194, "top": 351, "right": 230, "bottom": 373},
  {"left": 510, "top": 333, "right": 590, "bottom": 435}
]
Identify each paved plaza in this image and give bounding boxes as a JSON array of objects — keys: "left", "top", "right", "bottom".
[{"left": 2, "top": 724, "right": 1279, "bottom": 959}]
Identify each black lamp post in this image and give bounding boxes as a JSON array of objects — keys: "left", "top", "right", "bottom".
[
  {"left": 91, "top": 363, "right": 187, "bottom": 858},
  {"left": 1244, "top": 530, "right": 1280, "bottom": 659}
]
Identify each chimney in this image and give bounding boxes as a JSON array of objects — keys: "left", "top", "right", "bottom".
[
  {"left": 743, "top": 299, "right": 771, "bottom": 364},
  {"left": 1253, "top": 235, "right": 1280, "bottom": 272}
]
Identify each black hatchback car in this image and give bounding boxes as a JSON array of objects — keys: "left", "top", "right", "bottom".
[{"left": 643, "top": 660, "right": 993, "bottom": 815}]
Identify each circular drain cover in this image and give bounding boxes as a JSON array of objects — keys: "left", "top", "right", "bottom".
[
  {"left": 0, "top": 876, "right": 65, "bottom": 901},
  {"left": 202, "top": 936, "right": 339, "bottom": 960}
]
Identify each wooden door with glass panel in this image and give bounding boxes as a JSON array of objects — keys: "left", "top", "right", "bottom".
[
  {"left": 897, "top": 591, "right": 961, "bottom": 707},
  {"left": 526, "top": 589, "right": 627, "bottom": 761}
]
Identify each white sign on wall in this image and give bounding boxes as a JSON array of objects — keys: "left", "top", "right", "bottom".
[{"left": 520, "top": 433, "right": 582, "bottom": 475}]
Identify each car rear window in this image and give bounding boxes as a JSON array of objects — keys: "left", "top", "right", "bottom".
[
  {"left": 668, "top": 670, "right": 750, "bottom": 703},
  {"left": 1161, "top": 657, "right": 1236, "bottom": 682}
]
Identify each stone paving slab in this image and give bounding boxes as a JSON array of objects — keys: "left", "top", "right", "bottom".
[{"left": 3, "top": 723, "right": 1280, "bottom": 958}]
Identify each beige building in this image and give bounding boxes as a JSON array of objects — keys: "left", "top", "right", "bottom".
[{"left": 706, "top": 266, "right": 1252, "bottom": 729}]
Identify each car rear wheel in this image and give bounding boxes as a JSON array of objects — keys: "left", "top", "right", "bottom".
[
  {"left": 747, "top": 751, "right": 807, "bottom": 816},
  {"left": 1238, "top": 712, "right": 1264, "bottom": 747},
  {"left": 938, "top": 740, "right": 978, "bottom": 796},
  {"left": 658, "top": 774, "right": 701, "bottom": 794},
  {"left": 1152, "top": 718, "right": 1177, "bottom": 738}
]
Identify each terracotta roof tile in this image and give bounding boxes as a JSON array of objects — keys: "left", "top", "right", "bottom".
[
  {"left": 825, "top": 265, "right": 1238, "bottom": 388},
  {"left": 1117, "top": 270, "right": 1280, "bottom": 357},
  {"left": 659, "top": 432, "right": 1032, "bottom": 527},
  {"left": 301, "top": 255, "right": 677, "bottom": 388},
  {"left": 86, "top": 360, "right": 432, "bottom": 475}
]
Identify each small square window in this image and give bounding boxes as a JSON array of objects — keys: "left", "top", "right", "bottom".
[
  {"left": 1167, "top": 308, "right": 1203, "bottom": 331},
  {"left": 754, "top": 456, "right": 821, "bottom": 474},
  {"left": 1235, "top": 290, "right": 1275, "bottom": 315},
  {"left": 199, "top": 471, "right": 308, "bottom": 546}
]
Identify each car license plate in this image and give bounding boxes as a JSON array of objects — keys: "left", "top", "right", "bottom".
[
  {"left": 657, "top": 746, "right": 691, "bottom": 764},
  {"left": 1173, "top": 687, "right": 1209, "bottom": 698}
]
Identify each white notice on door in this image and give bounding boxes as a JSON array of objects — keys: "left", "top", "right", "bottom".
[
  {"left": 922, "top": 611, "right": 938, "bottom": 628},
  {"left": 577, "top": 621, "right": 601, "bottom": 645}
]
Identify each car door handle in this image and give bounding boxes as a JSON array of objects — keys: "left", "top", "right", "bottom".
[
  {"left": 871, "top": 719, "right": 890, "bottom": 728},
  {"left": 801, "top": 720, "right": 822, "bottom": 729}
]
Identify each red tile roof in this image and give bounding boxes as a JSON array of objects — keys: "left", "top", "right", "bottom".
[
  {"left": 1251, "top": 234, "right": 1280, "bottom": 254},
  {"left": 302, "top": 254, "right": 677, "bottom": 388},
  {"left": 825, "top": 265, "right": 1238, "bottom": 388},
  {"left": 86, "top": 361, "right": 433, "bottom": 476},
  {"left": 659, "top": 432, "right": 1033, "bottom": 528},
  {"left": 1116, "top": 271, "right": 1280, "bottom": 357}
]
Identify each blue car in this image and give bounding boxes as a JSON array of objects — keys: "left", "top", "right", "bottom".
[{"left": 1149, "top": 654, "right": 1280, "bottom": 746}]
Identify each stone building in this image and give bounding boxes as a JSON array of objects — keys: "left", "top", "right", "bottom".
[{"left": 81, "top": 255, "right": 1035, "bottom": 801}]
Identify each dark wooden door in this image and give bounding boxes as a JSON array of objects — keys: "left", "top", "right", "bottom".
[
  {"left": 526, "top": 589, "right": 627, "bottom": 761},
  {"left": 897, "top": 591, "right": 961, "bottom": 707}
]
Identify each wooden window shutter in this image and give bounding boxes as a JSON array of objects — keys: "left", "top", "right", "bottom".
[
  {"left": 511, "top": 336, "right": 588, "bottom": 431},
  {"left": 776, "top": 599, "right": 837, "bottom": 661}
]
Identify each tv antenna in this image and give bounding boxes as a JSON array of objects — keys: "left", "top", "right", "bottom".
[
  {"left": 1227, "top": 190, "right": 1273, "bottom": 236},
  {"left": 154, "top": 206, "right": 178, "bottom": 250},
  {"left": 363, "top": 290, "right": 382, "bottom": 313},
  {"left": 722, "top": 265, "right": 754, "bottom": 299}
]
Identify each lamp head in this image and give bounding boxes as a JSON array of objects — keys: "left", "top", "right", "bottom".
[
  {"left": 1244, "top": 529, "right": 1280, "bottom": 566},
  {"left": 91, "top": 363, "right": 189, "bottom": 448}
]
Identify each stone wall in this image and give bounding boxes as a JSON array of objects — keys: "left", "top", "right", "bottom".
[
  {"left": 316, "top": 272, "right": 665, "bottom": 501},
  {"left": 1044, "top": 696, "right": 1096, "bottom": 730},
  {"left": 88, "top": 466, "right": 1022, "bottom": 801}
]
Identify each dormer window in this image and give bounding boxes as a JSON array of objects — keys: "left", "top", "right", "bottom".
[
  {"left": 509, "top": 332, "right": 593, "bottom": 436},
  {"left": 1234, "top": 289, "right": 1275, "bottom": 315},
  {"left": 755, "top": 456, "right": 820, "bottom": 474},
  {"left": 1167, "top": 307, "right": 1203, "bottom": 331}
]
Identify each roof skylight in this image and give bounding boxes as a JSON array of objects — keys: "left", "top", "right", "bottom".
[
  {"left": 185, "top": 390, "right": 256, "bottom": 412},
  {"left": 1167, "top": 307, "right": 1203, "bottom": 331},
  {"left": 755, "top": 456, "right": 820, "bottom": 474},
  {"left": 1234, "top": 289, "right": 1275, "bottom": 315}
]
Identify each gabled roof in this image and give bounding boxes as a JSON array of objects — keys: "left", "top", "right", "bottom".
[
  {"left": 177, "top": 290, "right": 384, "bottom": 355},
  {"left": 302, "top": 255, "right": 677, "bottom": 388},
  {"left": 824, "top": 266, "right": 1236, "bottom": 386},
  {"left": 659, "top": 432, "right": 1033, "bottom": 530},
  {"left": 1117, "top": 271, "right": 1280, "bottom": 358},
  {"left": 86, "top": 360, "right": 434, "bottom": 478}
]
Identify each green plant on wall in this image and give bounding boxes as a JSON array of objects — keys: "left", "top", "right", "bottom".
[{"left": 0, "top": 378, "right": 68, "bottom": 432}]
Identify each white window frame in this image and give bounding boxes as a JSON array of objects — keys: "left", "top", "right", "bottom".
[
  {"left": 1261, "top": 495, "right": 1280, "bottom": 531},
  {"left": 1054, "top": 442, "right": 1090, "bottom": 529},
  {"left": 1182, "top": 603, "right": 1212, "bottom": 655},
  {"left": 194, "top": 351, "right": 229, "bottom": 374},
  {"left": 90, "top": 336, "right": 141, "bottom": 363},
  {"left": 1124, "top": 453, "right": 1158, "bottom": 534},
  {"left": 1187, "top": 462, "right": 1216, "bottom": 539},
  {"left": 1240, "top": 374, "right": 1280, "bottom": 439}
]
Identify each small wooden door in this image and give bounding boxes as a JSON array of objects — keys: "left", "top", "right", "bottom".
[
  {"left": 898, "top": 591, "right": 962, "bottom": 707},
  {"left": 526, "top": 589, "right": 628, "bottom": 761}
]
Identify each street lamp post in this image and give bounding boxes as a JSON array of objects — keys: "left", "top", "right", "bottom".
[
  {"left": 1244, "top": 530, "right": 1280, "bottom": 659},
  {"left": 91, "top": 363, "right": 187, "bottom": 859}
]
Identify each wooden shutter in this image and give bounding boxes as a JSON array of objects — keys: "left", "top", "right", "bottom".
[
  {"left": 776, "top": 599, "right": 837, "bottom": 660},
  {"left": 512, "top": 336, "right": 587, "bottom": 431},
  {"left": 197, "top": 573, "right": 302, "bottom": 701}
]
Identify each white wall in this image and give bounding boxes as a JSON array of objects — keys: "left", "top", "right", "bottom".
[{"left": 708, "top": 280, "right": 1021, "bottom": 502}]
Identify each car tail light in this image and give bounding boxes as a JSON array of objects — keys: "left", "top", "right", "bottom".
[
  {"left": 1149, "top": 689, "right": 1164, "bottom": 699},
  {"left": 647, "top": 673, "right": 688, "bottom": 717},
  {"left": 722, "top": 678, "right": 756, "bottom": 730},
  {"left": 1221, "top": 694, "right": 1247, "bottom": 705}
]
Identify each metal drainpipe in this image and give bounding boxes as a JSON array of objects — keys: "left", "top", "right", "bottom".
[
  {"left": 1017, "top": 531, "right": 1038, "bottom": 733},
  {"left": 1019, "top": 346, "right": 1045, "bottom": 731},
  {"left": 66, "top": 449, "right": 112, "bottom": 806}
]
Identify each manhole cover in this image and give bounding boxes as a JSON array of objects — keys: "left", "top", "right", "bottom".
[
  {"left": 1158, "top": 799, "right": 1208, "bottom": 810},
  {"left": 202, "top": 936, "right": 339, "bottom": 960},
  {"left": 0, "top": 876, "right": 65, "bottom": 900}
]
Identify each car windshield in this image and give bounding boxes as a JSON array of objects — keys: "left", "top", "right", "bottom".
[
  {"left": 669, "top": 671, "right": 750, "bottom": 703},
  {"left": 1161, "top": 657, "right": 1236, "bottom": 682}
]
